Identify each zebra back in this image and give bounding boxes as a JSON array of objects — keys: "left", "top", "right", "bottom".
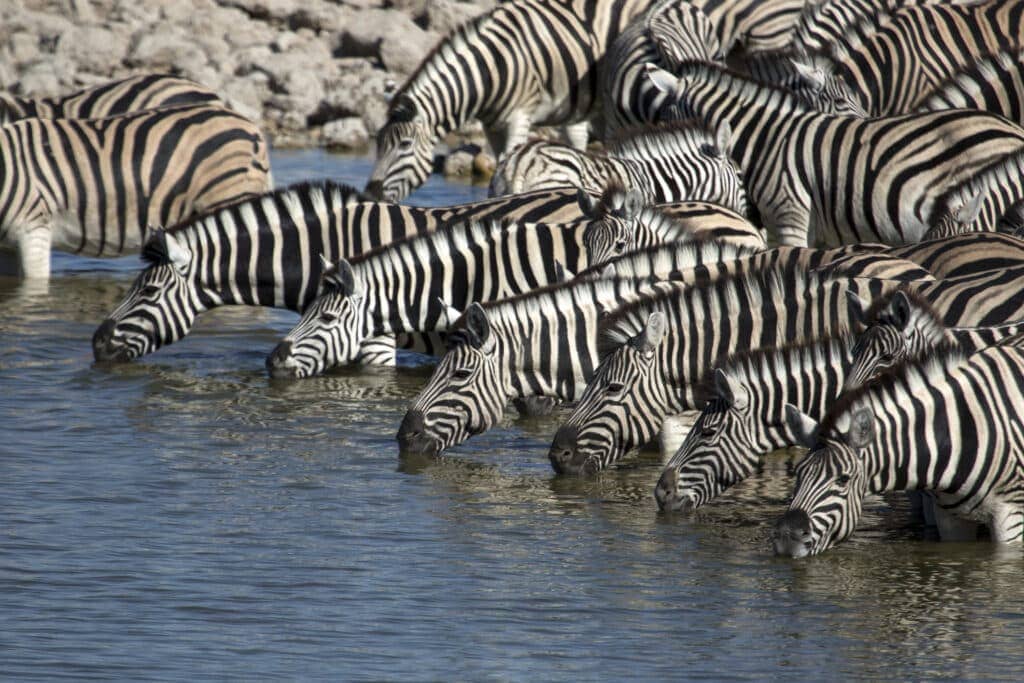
[
  {"left": 916, "top": 49, "right": 1024, "bottom": 124},
  {"left": 695, "top": 0, "right": 804, "bottom": 54},
  {"left": 0, "top": 74, "right": 222, "bottom": 125}
]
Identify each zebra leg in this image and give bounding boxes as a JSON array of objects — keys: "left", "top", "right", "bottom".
[
  {"left": 498, "top": 110, "right": 534, "bottom": 156},
  {"left": 17, "top": 224, "right": 52, "bottom": 279},
  {"left": 988, "top": 504, "right": 1024, "bottom": 543},
  {"left": 933, "top": 505, "right": 980, "bottom": 542},
  {"left": 563, "top": 120, "right": 589, "bottom": 150},
  {"left": 355, "top": 334, "right": 397, "bottom": 367}
]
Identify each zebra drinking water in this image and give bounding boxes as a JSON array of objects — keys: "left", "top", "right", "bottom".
[
  {"left": 92, "top": 182, "right": 590, "bottom": 364},
  {"left": 774, "top": 345, "right": 1024, "bottom": 556}
]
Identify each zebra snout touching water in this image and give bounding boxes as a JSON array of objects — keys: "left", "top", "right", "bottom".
[{"left": 776, "top": 345, "right": 1024, "bottom": 557}]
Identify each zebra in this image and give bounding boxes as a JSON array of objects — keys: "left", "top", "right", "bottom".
[
  {"left": 742, "top": 51, "right": 869, "bottom": 117},
  {"left": 556, "top": 257, "right": 1024, "bottom": 475},
  {"left": 0, "top": 73, "right": 222, "bottom": 125},
  {"left": 600, "top": 1, "right": 723, "bottom": 134},
  {"left": 489, "top": 120, "right": 750, "bottom": 215},
  {"left": 396, "top": 276, "right": 686, "bottom": 457},
  {"left": 0, "top": 104, "right": 271, "bottom": 279},
  {"left": 809, "top": 1, "right": 1024, "bottom": 116},
  {"left": 693, "top": 0, "right": 805, "bottom": 55},
  {"left": 844, "top": 288, "right": 1024, "bottom": 392},
  {"left": 363, "top": 0, "right": 655, "bottom": 202},
  {"left": 923, "top": 148, "right": 1024, "bottom": 238},
  {"left": 267, "top": 216, "right": 605, "bottom": 379},
  {"left": 91, "top": 182, "right": 593, "bottom": 364},
  {"left": 575, "top": 184, "right": 766, "bottom": 261},
  {"left": 774, "top": 344, "right": 1024, "bottom": 556},
  {"left": 646, "top": 60, "right": 1024, "bottom": 246},
  {"left": 790, "top": 0, "right": 941, "bottom": 57},
  {"left": 547, "top": 264, "right": 896, "bottom": 475},
  {"left": 655, "top": 334, "right": 857, "bottom": 512}
]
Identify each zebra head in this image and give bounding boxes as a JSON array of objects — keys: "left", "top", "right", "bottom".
[
  {"left": 398, "top": 303, "right": 508, "bottom": 456},
  {"left": 549, "top": 312, "right": 668, "bottom": 475},
  {"left": 266, "top": 257, "right": 372, "bottom": 379},
  {"left": 364, "top": 96, "right": 435, "bottom": 202},
  {"left": 774, "top": 405, "right": 873, "bottom": 558},
  {"left": 845, "top": 291, "right": 944, "bottom": 391},
  {"left": 930, "top": 193, "right": 987, "bottom": 238},
  {"left": 788, "top": 58, "right": 868, "bottom": 117},
  {"left": 578, "top": 186, "right": 647, "bottom": 264},
  {"left": 92, "top": 230, "right": 199, "bottom": 362},
  {"left": 655, "top": 369, "right": 759, "bottom": 512}
]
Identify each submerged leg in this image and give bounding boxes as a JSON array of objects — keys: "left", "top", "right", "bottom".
[{"left": 17, "top": 224, "right": 52, "bottom": 279}]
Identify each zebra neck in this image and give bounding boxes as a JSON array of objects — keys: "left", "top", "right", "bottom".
[{"left": 402, "top": 43, "right": 482, "bottom": 133}]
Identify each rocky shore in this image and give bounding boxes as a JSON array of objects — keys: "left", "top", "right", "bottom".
[{"left": 0, "top": 0, "right": 498, "bottom": 169}]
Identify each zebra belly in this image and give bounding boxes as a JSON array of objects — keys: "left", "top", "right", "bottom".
[{"left": 48, "top": 208, "right": 144, "bottom": 257}]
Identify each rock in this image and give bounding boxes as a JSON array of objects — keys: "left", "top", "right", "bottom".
[
  {"left": 444, "top": 146, "right": 479, "bottom": 178},
  {"left": 129, "top": 29, "right": 209, "bottom": 76},
  {"left": 15, "top": 60, "right": 64, "bottom": 97},
  {"left": 335, "top": 8, "right": 439, "bottom": 74},
  {"left": 8, "top": 31, "right": 40, "bottom": 65},
  {"left": 322, "top": 116, "right": 370, "bottom": 151},
  {"left": 473, "top": 151, "right": 496, "bottom": 179},
  {"left": 56, "top": 25, "right": 126, "bottom": 75},
  {"left": 426, "top": 0, "right": 494, "bottom": 35}
]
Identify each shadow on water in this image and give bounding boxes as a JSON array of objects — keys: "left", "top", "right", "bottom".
[{"left": 2, "top": 151, "right": 1022, "bottom": 681}]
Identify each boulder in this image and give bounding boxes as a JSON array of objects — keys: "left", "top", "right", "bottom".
[
  {"left": 321, "top": 116, "right": 370, "bottom": 151},
  {"left": 335, "top": 8, "right": 439, "bottom": 74}
]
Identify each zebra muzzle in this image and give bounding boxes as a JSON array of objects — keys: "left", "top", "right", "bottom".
[
  {"left": 654, "top": 470, "right": 695, "bottom": 513},
  {"left": 91, "top": 319, "right": 133, "bottom": 362},
  {"left": 548, "top": 425, "right": 601, "bottom": 476},
  {"left": 396, "top": 409, "right": 441, "bottom": 456},
  {"left": 772, "top": 509, "right": 814, "bottom": 558},
  {"left": 266, "top": 341, "right": 300, "bottom": 379}
]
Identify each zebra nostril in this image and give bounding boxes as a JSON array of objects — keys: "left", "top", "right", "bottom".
[{"left": 266, "top": 341, "right": 296, "bottom": 376}]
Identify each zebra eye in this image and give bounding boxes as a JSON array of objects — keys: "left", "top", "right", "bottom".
[
  {"left": 699, "top": 143, "right": 719, "bottom": 158},
  {"left": 140, "top": 285, "right": 160, "bottom": 297},
  {"left": 452, "top": 368, "right": 473, "bottom": 380},
  {"left": 835, "top": 474, "right": 851, "bottom": 487},
  {"left": 398, "top": 138, "right": 414, "bottom": 151},
  {"left": 607, "top": 382, "right": 624, "bottom": 394},
  {"left": 701, "top": 427, "right": 716, "bottom": 437},
  {"left": 320, "top": 312, "right": 338, "bottom": 323},
  {"left": 615, "top": 240, "right": 627, "bottom": 252}
]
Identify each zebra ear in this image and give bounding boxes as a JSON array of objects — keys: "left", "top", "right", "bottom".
[
  {"left": 325, "top": 258, "right": 359, "bottom": 297},
  {"left": 318, "top": 253, "right": 333, "bottom": 272},
  {"left": 145, "top": 229, "right": 191, "bottom": 272},
  {"left": 634, "top": 312, "right": 667, "bottom": 356},
  {"left": 784, "top": 404, "right": 819, "bottom": 449},
  {"left": 622, "top": 190, "right": 645, "bottom": 220},
  {"left": 553, "top": 261, "right": 574, "bottom": 282},
  {"left": 437, "top": 298, "right": 462, "bottom": 327},
  {"left": 845, "top": 290, "right": 870, "bottom": 326},
  {"left": 577, "top": 189, "right": 599, "bottom": 216},
  {"left": 714, "top": 368, "right": 748, "bottom": 410},
  {"left": 464, "top": 302, "right": 492, "bottom": 348},
  {"left": 714, "top": 120, "right": 732, "bottom": 157},
  {"left": 843, "top": 408, "right": 875, "bottom": 449},
  {"left": 645, "top": 63, "right": 683, "bottom": 97},
  {"left": 791, "top": 60, "right": 825, "bottom": 92},
  {"left": 953, "top": 193, "right": 985, "bottom": 226},
  {"left": 890, "top": 291, "right": 912, "bottom": 330}
]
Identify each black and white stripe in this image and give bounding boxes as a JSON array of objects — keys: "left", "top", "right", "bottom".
[
  {"left": 648, "top": 61, "right": 1024, "bottom": 246},
  {"left": 0, "top": 73, "right": 221, "bottom": 125},
  {"left": 363, "top": 0, "right": 655, "bottom": 202},
  {"left": 91, "top": 182, "right": 591, "bottom": 364},
  {"left": 0, "top": 103, "right": 271, "bottom": 279},
  {"left": 490, "top": 120, "right": 750, "bottom": 214},
  {"left": 775, "top": 345, "right": 1024, "bottom": 556}
]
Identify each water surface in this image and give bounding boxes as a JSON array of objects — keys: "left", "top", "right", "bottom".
[{"left": 1, "top": 151, "right": 1021, "bottom": 681}]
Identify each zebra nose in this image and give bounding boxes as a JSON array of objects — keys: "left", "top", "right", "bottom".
[
  {"left": 266, "top": 341, "right": 296, "bottom": 378},
  {"left": 92, "top": 319, "right": 122, "bottom": 362},
  {"left": 548, "top": 425, "right": 579, "bottom": 474},
  {"left": 773, "top": 509, "right": 814, "bottom": 558},
  {"left": 397, "top": 410, "right": 440, "bottom": 456},
  {"left": 363, "top": 180, "right": 384, "bottom": 201},
  {"left": 655, "top": 469, "right": 685, "bottom": 511}
]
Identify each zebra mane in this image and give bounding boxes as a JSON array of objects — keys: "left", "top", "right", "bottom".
[
  {"left": 575, "top": 240, "right": 750, "bottom": 280},
  {"left": 159, "top": 180, "right": 367, "bottom": 238},
  {"left": 670, "top": 59, "right": 815, "bottom": 112},
  {"left": 605, "top": 119, "right": 716, "bottom": 157},
  {"left": 693, "top": 333, "right": 855, "bottom": 406},
  {"left": 596, "top": 263, "right": 844, "bottom": 361},
  {"left": 817, "top": 345, "right": 970, "bottom": 439}
]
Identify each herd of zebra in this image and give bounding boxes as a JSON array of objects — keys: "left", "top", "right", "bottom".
[{"left": 5, "top": 0, "right": 1024, "bottom": 557}]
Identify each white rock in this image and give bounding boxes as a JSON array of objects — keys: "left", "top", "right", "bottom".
[{"left": 322, "top": 116, "right": 370, "bottom": 151}]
